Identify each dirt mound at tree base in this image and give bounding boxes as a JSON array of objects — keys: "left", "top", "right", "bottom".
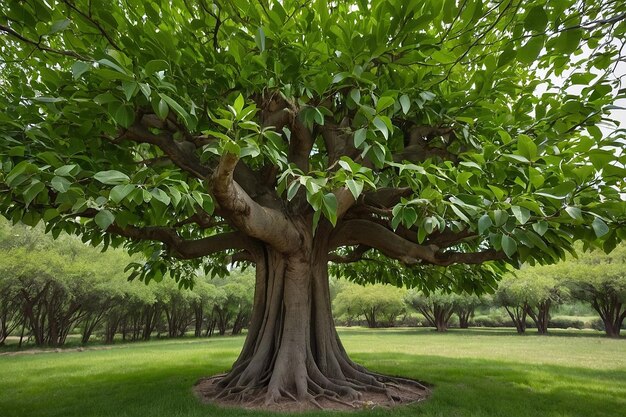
[{"left": 194, "top": 374, "right": 432, "bottom": 412}]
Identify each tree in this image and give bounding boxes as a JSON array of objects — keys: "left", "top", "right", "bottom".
[
  {"left": 494, "top": 269, "right": 566, "bottom": 334},
  {"left": 493, "top": 276, "right": 530, "bottom": 333},
  {"left": 495, "top": 269, "right": 566, "bottom": 334},
  {"left": 566, "top": 244, "right": 626, "bottom": 337},
  {"left": 454, "top": 293, "right": 481, "bottom": 329},
  {"left": 1, "top": 0, "right": 625, "bottom": 408},
  {"left": 333, "top": 282, "right": 406, "bottom": 327},
  {"left": 405, "top": 290, "right": 457, "bottom": 332}
]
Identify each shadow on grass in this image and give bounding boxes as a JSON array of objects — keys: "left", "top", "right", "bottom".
[
  {"left": 356, "top": 352, "right": 626, "bottom": 417},
  {"left": 1, "top": 348, "right": 625, "bottom": 417}
]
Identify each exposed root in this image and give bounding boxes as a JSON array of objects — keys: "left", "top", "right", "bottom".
[
  {"left": 194, "top": 371, "right": 431, "bottom": 412},
  {"left": 192, "top": 243, "right": 432, "bottom": 412}
]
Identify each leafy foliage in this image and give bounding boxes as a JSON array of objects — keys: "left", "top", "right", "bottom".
[
  {"left": 0, "top": 0, "right": 625, "bottom": 293},
  {"left": 333, "top": 282, "right": 407, "bottom": 327}
]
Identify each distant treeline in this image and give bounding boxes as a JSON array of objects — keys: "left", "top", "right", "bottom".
[
  {"left": 1, "top": 220, "right": 625, "bottom": 347},
  {"left": 331, "top": 244, "right": 626, "bottom": 338},
  {"left": 0, "top": 220, "right": 253, "bottom": 347}
]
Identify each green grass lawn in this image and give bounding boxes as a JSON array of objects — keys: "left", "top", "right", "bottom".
[{"left": 1, "top": 328, "right": 624, "bottom": 417}]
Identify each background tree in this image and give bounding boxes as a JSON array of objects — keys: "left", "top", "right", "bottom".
[
  {"left": 1, "top": 0, "right": 625, "bottom": 408},
  {"left": 494, "top": 270, "right": 565, "bottom": 334},
  {"left": 566, "top": 244, "right": 626, "bottom": 337},
  {"left": 520, "top": 267, "right": 569, "bottom": 335},
  {"left": 494, "top": 275, "right": 530, "bottom": 334},
  {"left": 454, "top": 293, "right": 482, "bottom": 329},
  {"left": 333, "top": 282, "right": 407, "bottom": 328},
  {"left": 405, "top": 290, "right": 457, "bottom": 332}
]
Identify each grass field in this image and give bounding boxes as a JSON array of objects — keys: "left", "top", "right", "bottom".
[{"left": 0, "top": 328, "right": 624, "bottom": 417}]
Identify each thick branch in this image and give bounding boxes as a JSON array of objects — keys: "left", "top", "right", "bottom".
[
  {"left": 328, "top": 245, "right": 371, "bottom": 264},
  {"left": 393, "top": 145, "right": 459, "bottom": 164},
  {"left": 212, "top": 152, "right": 301, "bottom": 253},
  {"left": 361, "top": 187, "right": 412, "bottom": 208},
  {"left": 124, "top": 120, "right": 210, "bottom": 179},
  {"left": 394, "top": 125, "right": 458, "bottom": 163},
  {"left": 288, "top": 117, "right": 315, "bottom": 172},
  {"left": 330, "top": 219, "right": 505, "bottom": 266},
  {"left": 106, "top": 225, "right": 251, "bottom": 259}
]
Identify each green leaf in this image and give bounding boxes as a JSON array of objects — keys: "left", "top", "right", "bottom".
[
  {"left": 555, "top": 29, "right": 583, "bottom": 54},
  {"left": 43, "top": 208, "right": 59, "bottom": 221},
  {"left": 322, "top": 193, "right": 338, "bottom": 226},
  {"left": 95, "top": 210, "right": 115, "bottom": 231},
  {"left": 223, "top": 140, "right": 241, "bottom": 155},
  {"left": 497, "top": 46, "right": 516, "bottom": 67},
  {"left": 376, "top": 96, "right": 395, "bottom": 113},
  {"left": 518, "top": 36, "right": 545, "bottom": 65},
  {"left": 345, "top": 179, "right": 364, "bottom": 200},
  {"left": 154, "top": 98, "right": 169, "bottom": 119},
  {"left": 449, "top": 204, "right": 469, "bottom": 223},
  {"left": 493, "top": 210, "right": 509, "bottom": 227},
  {"left": 23, "top": 180, "right": 45, "bottom": 206},
  {"left": 71, "top": 61, "right": 91, "bottom": 79},
  {"left": 354, "top": 128, "right": 367, "bottom": 147},
  {"left": 402, "top": 207, "right": 418, "bottom": 227},
  {"left": 51, "top": 176, "right": 71, "bottom": 193},
  {"left": 431, "top": 49, "right": 456, "bottom": 64},
  {"left": 373, "top": 116, "right": 388, "bottom": 140},
  {"left": 592, "top": 217, "right": 609, "bottom": 238},
  {"left": 98, "top": 58, "right": 127, "bottom": 74},
  {"left": 511, "top": 205, "right": 530, "bottom": 225},
  {"left": 312, "top": 107, "right": 325, "bottom": 125},
  {"left": 501, "top": 235, "right": 517, "bottom": 257},
  {"left": 399, "top": 94, "right": 411, "bottom": 114},
  {"left": 109, "top": 184, "right": 135, "bottom": 204},
  {"left": 478, "top": 214, "right": 493, "bottom": 234},
  {"left": 94, "top": 170, "right": 130, "bottom": 185},
  {"left": 503, "top": 154, "right": 530, "bottom": 164},
  {"left": 256, "top": 26, "right": 266, "bottom": 52},
  {"left": 158, "top": 93, "right": 190, "bottom": 124},
  {"left": 564, "top": 206, "right": 583, "bottom": 221},
  {"left": 524, "top": 6, "right": 548, "bottom": 32},
  {"left": 532, "top": 221, "right": 548, "bottom": 236},
  {"left": 287, "top": 181, "right": 300, "bottom": 201},
  {"left": 54, "top": 164, "right": 80, "bottom": 177},
  {"left": 144, "top": 59, "right": 169, "bottom": 75},
  {"left": 151, "top": 188, "right": 171, "bottom": 206},
  {"left": 122, "top": 81, "right": 138, "bottom": 101},
  {"left": 233, "top": 94, "right": 245, "bottom": 115},
  {"left": 349, "top": 89, "right": 361, "bottom": 104},
  {"left": 113, "top": 104, "right": 134, "bottom": 128},
  {"left": 516, "top": 134, "right": 537, "bottom": 160},
  {"left": 50, "top": 19, "right": 71, "bottom": 34}
]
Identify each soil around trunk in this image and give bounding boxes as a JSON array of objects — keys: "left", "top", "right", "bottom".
[{"left": 193, "top": 374, "right": 432, "bottom": 412}]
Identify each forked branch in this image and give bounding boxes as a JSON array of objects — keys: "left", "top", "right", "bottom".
[
  {"left": 213, "top": 152, "right": 301, "bottom": 252},
  {"left": 330, "top": 219, "right": 505, "bottom": 266}
]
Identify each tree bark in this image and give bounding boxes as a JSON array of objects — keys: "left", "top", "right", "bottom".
[
  {"left": 525, "top": 300, "right": 551, "bottom": 335},
  {"left": 208, "top": 226, "right": 429, "bottom": 406},
  {"left": 591, "top": 296, "right": 624, "bottom": 338},
  {"left": 457, "top": 309, "right": 473, "bottom": 329},
  {"left": 504, "top": 306, "right": 527, "bottom": 334}
]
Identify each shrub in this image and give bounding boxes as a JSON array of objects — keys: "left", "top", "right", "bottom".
[{"left": 548, "top": 317, "right": 584, "bottom": 329}]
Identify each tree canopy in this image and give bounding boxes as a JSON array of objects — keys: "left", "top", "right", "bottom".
[
  {"left": 1, "top": 0, "right": 625, "bottom": 290},
  {"left": 1, "top": 0, "right": 626, "bottom": 409}
]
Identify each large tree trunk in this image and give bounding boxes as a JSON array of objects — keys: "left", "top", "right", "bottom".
[{"left": 201, "top": 230, "right": 429, "bottom": 407}]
